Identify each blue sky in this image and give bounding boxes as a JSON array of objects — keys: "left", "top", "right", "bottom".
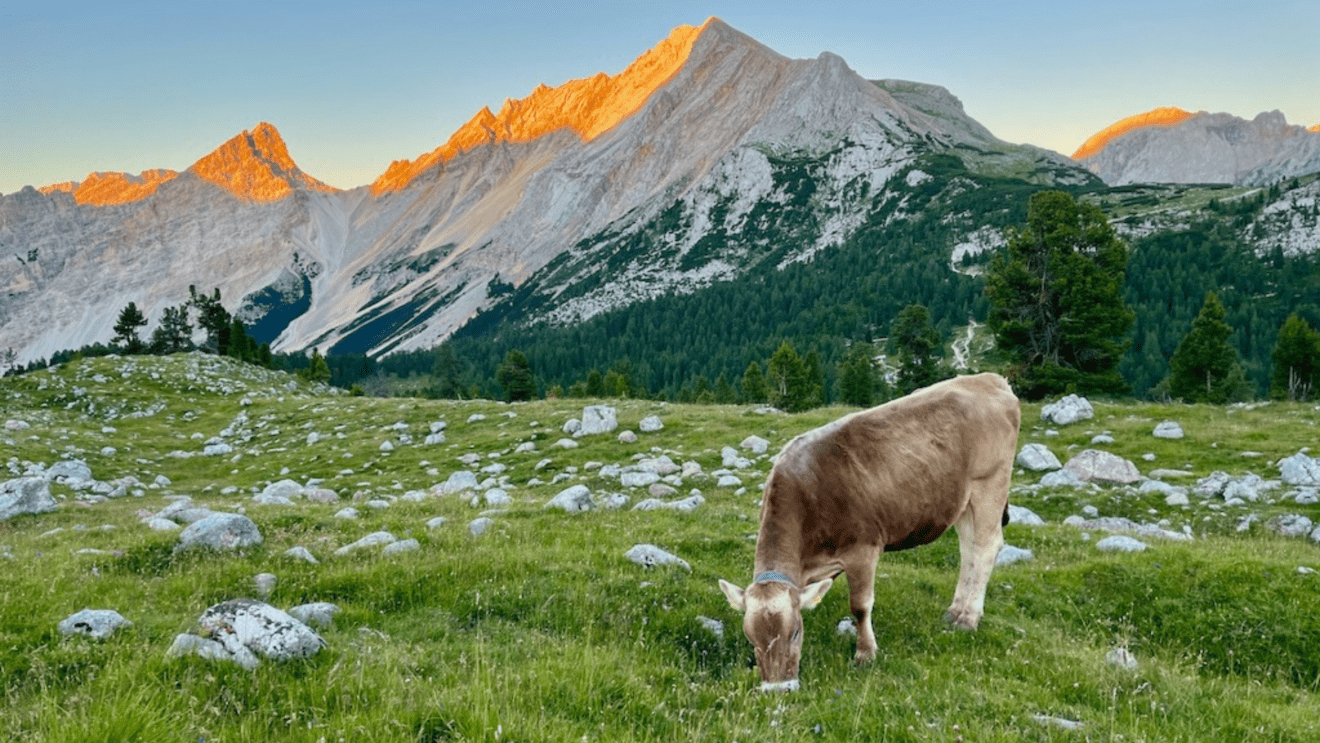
[{"left": 4, "top": 0, "right": 1317, "bottom": 194}]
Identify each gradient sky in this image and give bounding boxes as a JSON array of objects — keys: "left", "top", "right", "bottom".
[{"left": 4, "top": 0, "right": 1317, "bottom": 194}]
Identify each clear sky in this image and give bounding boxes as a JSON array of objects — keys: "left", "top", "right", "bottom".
[{"left": 4, "top": 0, "right": 1317, "bottom": 194}]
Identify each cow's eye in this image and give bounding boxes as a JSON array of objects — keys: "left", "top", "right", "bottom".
[{"left": 791, "top": 626, "right": 802, "bottom": 641}]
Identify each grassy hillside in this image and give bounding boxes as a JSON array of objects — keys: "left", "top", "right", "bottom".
[{"left": 2, "top": 354, "right": 1318, "bottom": 742}]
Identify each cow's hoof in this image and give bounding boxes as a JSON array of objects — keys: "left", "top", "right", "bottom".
[
  {"left": 854, "top": 649, "right": 876, "bottom": 665},
  {"left": 942, "top": 610, "right": 979, "bottom": 632}
]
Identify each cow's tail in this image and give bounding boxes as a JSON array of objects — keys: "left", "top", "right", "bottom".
[{"left": 1001, "top": 503, "right": 1009, "bottom": 527}]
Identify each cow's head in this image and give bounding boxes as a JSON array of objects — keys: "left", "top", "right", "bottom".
[{"left": 718, "top": 574, "right": 834, "bottom": 691}]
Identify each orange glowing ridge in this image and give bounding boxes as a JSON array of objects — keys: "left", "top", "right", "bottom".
[
  {"left": 371, "top": 19, "right": 714, "bottom": 195},
  {"left": 39, "top": 169, "right": 178, "bottom": 206},
  {"left": 1311, "top": 124, "right": 1320, "bottom": 133},
  {"left": 38, "top": 122, "right": 336, "bottom": 206},
  {"left": 1072, "top": 107, "right": 1196, "bottom": 160},
  {"left": 189, "top": 122, "right": 338, "bottom": 202}
]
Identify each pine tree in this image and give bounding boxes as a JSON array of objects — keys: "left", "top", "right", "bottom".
[
  {"left": 432, "top": 344, "right": 465, "bottom": 399},
  {"left": 891, "top": 303, "right": 948, "bottom": 395},
  {"left": 112, "top": 302, "right": 148, "bottom": 353},
  {"left": 496, "top": 349, "right": 537, "bottom": 401},
  {"left": 741, "top": 360, "right": 769, "bottom": 404},
  {"left": 837, "top": 342, "right": 879, "bottom": 407},
  {"left": 986, "top": 190, "right": 1133, "bottom": 399},
  {"left": 1271, "top": 314, "right": 1320, "bottom": 400},
  {"left": 1168, "top": 292, "right": 1249, "bottom": 403},
  {"left": 300, "top": 348, "right": 331, "bottom": 384},
  {"left": 767, "top": 340, "right": 819, "bottom": 412},
  {"left": 585, "top": 369, "right": 606, "bottom": 397},
  {"left": 149, "top": 304, "right": 193, "bottom": 354}
]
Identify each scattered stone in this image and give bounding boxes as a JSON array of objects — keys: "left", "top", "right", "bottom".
[
  {"left": 203, "top": 442, "right": 234, "bottom": 456},
  {"left": 145, "top": 517, "right": 182, "bottom": 531},
  {"left": 740, "top": 435, "right": 771, "bottom": 455},
  {"left": 4, "top": 419, "right": 31, "bottom": 431},
  {"left": 1153, "top": 421, "right": 1184, "bottom": 439},
  {"left": 623, "top": 544, "right": 691, "bottom": 570},
  {"left": 648, "top": 483, "right": 678, "bottom": 498},
  {"left": 334, "top": 531, "right": 398, "bottom": 555},
  {"left": 562, "top": 418, "right": 581, "bottom": 435},
  {"left": 600, "top": 492, "right": 630, "bottom": 509},
  {"left": 284, "top": 546, "right": 319, "bottom": 564},
  {"left": 58, "top": 609, "right": 132, "bottom": 639},
  {"left": 466, "top": 414, "right": 486, "bottom": 424},
  {"left": 836, "top": 617, "right": 858, "bottom": 636},
  {"left": 334, "top": 507, "right": 359, "bottom": 520},
  {"left": 632, "top": 494, "right": 705, "bottom": 512},
  {"left": 576, "top": 405, "right": 618, "bottom": 436},
  {"left": 621, "top": 471, "right": 661, "bottom": 488},
  {"left": 287, "top": 602, "right": 340, "bottom": 628},
  {"left": 1165, "top": 492, "right": 1190, "bottom": 507},
  {"left": 175, "top": 513, "right": 262, "bottom": 552},
  {"left": 996, "top": 545, "right": 1034, "bottom": 566},
  {"left": 696, "top": 615, "right": 724, "bottom": 638},
  {"left": 305, "top": 487, "right": 339, "bottom": 504},
  {"left": 1090, "top": 434, "right": 1115, "bottom": 445},
  {"left": 1016, "top": 444, "right": 1062, "bottom": 472},
  {"left": 1040, "top": 394, "right": 1093, "bottom": 425},
  {"left": 1039, "top": 468, "right": 1086, "bottom": 488},
  {"left": 382, "top": 539, "right": 420, "bottom": 556},
  {"left": 1149, "top": 469, "right": 1194, "bottom": 479},
  {"left": 721, "top": 446, "right": 752, "bottom": 469},
  {"left": 717, "top": 474, "right": 743, "bottom": 488},
  {"left": 426, "top": 516, "right": 448, "bottom": 529},
  {"left": 1033, "top": 715, "right": 1085, "bottom": 731},
  {"left": 1063, "top": 449, "right": 1140, "bottom": 485},
  {"left": 1064, "top": 515, "right": 1190, "bottom": 541},
  {"left": 618, "top": 430, "right": 638, "bottom": 444},
  {"left": 48, "top": 460, "right": 93, "bottom": 483},
  {"left": 553, "top": 438, "right": 579, "bottom": 449},
  {"left": 170, "top": 599, "right": 324, "bottom": 669},
  {"left": 253, "top": 573, "right": 277, "bottom": 598},
  {"left": 468, "top": 517, "right": 494, "bottom": 537},
  {"left": 1279, "top": 452, "right": 1320, "bottom": 486},
  {"left": 365, "top": 499, "right": 391, "bottom": 510},
  {"left": 1095, "top": 535, "right": 1148, "bottom": 552},
  {"left": 424, "top": 432, "right": 446, "bottom": 445},
  {"left": 1295, "top": 489, "right": 1319, "bottom": 505},
  {"left": 1, "top": 477, "right": 58, "bottom": 521},
  {"left": 639, "top": 416, "right": 664, "bottom": 433},
  {"left": 545, "top": 484, "right": 595, "bottom": 512},
  {"left": 1299, "top": 566, "right": 1316, "bottom": 575},
  {"left": 484, "top": 489, "right": 512, "bottom": 507},
  {"left": 1267, "top": 514, "right": 1314, "bottom": 538},
  {"left": 440, "top": 470, "right": 479, "bottom": 493},
  {"left": 1008, "top": 505, "right": 1045, "bottom": 526}
]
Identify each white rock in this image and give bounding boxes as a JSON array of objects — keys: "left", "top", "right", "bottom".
[
  {"left": 1095, "top": 535, "right": 1148, "bottom": 552},
  {"left": 333, "top": 507, "right": 359, "bottom": 520},
  {"left": 1063, "top": 449, "right": 1140, "bottom": 485},
  {"left": 1267, "top": 514, "right": 1314, "bottom": 537},
  {"left": 1039, "top": 468, "right": 1086, "bottom": 488},
  {"left": 253, "top": 573, "right": 277, "bottom": 598},
  {"left": 0, "top": 477, "right": 58, "bottom": 520},
  {"left": 1040, "top": 394, "right": 1093, "bottom": 425},
  {"left": 58, "top": 609, "right": 132, "bottom": 639},
  {"left": 192, "top": 599, "right": 324, "bottom": 666},
  {"left": 740, "top": 435, "right": 771, "bottom": 454},
  {"left": 284, "top": 546, "right": 319, "bottom": 564},
  {"left": 1008, "top": 504, "right": 1045, "bottom": 526},
  {"left": 562, "top": 418, "right": 581, "bottom": 435},
  {"left": 484, "top": 489, "right": 513, "bottom": 507},
  {"left": 467, "top": 414, "right": 486, "bottom": 424},
  {"left": 1106, "top": 647, "right": 1138, "bottom": 670},
  {"left": 545, "top": 484, "right": 595, "bottom": 512},
  {"left": 996, "top": 545, "right": 1034, "bottom": 566},
  {"left": 176, "top": 513, "right": 262, "bottom": 552},
  {"left": 639, "top": 416, "right": 664, "bottom": 433},
  {"left": 1279, "top": 452, "right": 1320, "bottom": 486},
  {"left": 553, "top": 438, "right": 579, "bottom": 449},
  {"left": 623, "top": 544, "right": 690, "bottom": 570},
  {"left": 145, "top": 517, "right": 182, "bottom": 531},
  {"left": 441, "top": 470, "right": 479, "bottom": 493},
  {"left": 287, "top": 602, "right": 340, "bottom": 628},
  {"left": 576, "top": 405, "right": 618, "bottom": 436},
  {"left": 382, "top": 539, "right": 420, "bottom": 556},
  {"left": 1016, "top": 443, "right": 1061, "bottom": 472},
  {"left": 621, "top": 471, "right": 661, "bottom": 488},
  {"left": 426, "top": 516, "right": 448, "bottom": 529},
  {"left": 617, "top": 430, "right": 638, "bottom": 444},
  {"left": 468, "top": 517, "right": 494, "bottom": 536},
  {"left": 334, "top": 531, "right": 398, "bottom": 555},
  {"left": 1152, "top": 421, "right": 1184, "bottom": 439},
  {"left": 717, "top": 475, "right": 743, "bottom": 488},
  {"left": 695, "top": 615, "right": 724, "bottom": 638}
]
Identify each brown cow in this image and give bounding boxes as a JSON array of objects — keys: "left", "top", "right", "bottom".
[{"left": 718, "top": 372, "right": 1020, "bottom": 691}]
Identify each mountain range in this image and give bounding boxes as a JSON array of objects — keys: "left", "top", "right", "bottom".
[{"left": 2, "top": 17, "right": 1318, "bottom": 370}]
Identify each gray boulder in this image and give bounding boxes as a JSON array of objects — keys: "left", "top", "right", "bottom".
[
  {"left": 175, "top": 513, "right": 262, "bottom": 552},
  {"left": 1008, "top": 504, "right": 1046, "bottom": 526},
  {"left": 1267, "top": 514, "right": 1314, "bottom": 538},
  {"left": 1039, "top": 468, "right": 1086, "bottom": 488},
  {"left": 1016, "top": 444, "right": 1062, "bottom": 472},
  {"left": 1096, "top": 535, "right": 1148, "bottom": 552},
  {"left": 623, "top": 544, "right": 691, "bottom": 570},
  {"left": 1063, "top": 450, "right": 1140, "bottom": 485},
  {"left": 468, "top": 517, "right": 494, "bottom": 536},
  {"left": 382, "top": 538, "right": 420, "bottom": 556},
  {"left": 1279, "top": 452, "right": 1320, "bottom": 486},
  {"left": 996, "top": 545, "right": 1034, "bottom": 566},
  {"left": 47, "top": 460, "right": 92, "bottom": 483},
  {"left": 1152, "top": 421, "right": 1184, "bottom": 439},
  {"left": 334, "top": 531, "right": 398, "bottom": 556},
  {"left": 58, "top": 609, "right": 132, "bottom": 639},
  {"left": 639, "top": 416, "right": 664, "bottom": 433},
  {"left": 545, "top": 484, "right": 595, "bottom": 512},
  {"left": 741, "top": 435, "right": 771, "bottom": 455},
  {"left": 632, "top": 494, "right": 705, "bottom": 512},
  {"left": 618, "top": 430, "right": 638, "bottom": 444},
  {"left": 284, "top": 546, "right": 319, "bottom": 564},
  {"left": 576, "top": 405, "right": 618, "bottom": 436},
  {"left": 440, "top": 470, "right": 479, "bottom": 494},
  {"left": 287, "top": 602, "right": 340, "bottom": 628},
  {"left": 261, "top": 479, "right": 305, "bottom": 500},
  {"left": 620, "top": 471, "right": 661, "bottom": 488},
  {"left": 1040, "top": 394, "right": 1094, "bottom": 425},
  {"left": 0, "top": 477, "right": 58, "bottom": 521},
  {"left": 171, "top": 599, "right": 324, "bottom": 669}
]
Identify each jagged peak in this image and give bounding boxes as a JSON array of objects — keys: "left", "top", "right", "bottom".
[
  {"left": 1311, "top": 124, "right": 1320, "bottom": 133},
  {"left": 1072, "top": 107, "right": 1196, "bottom": 160},
  {"left": 189, "top": 122, "right": 338, "bottom": 202},
  {"left": 38, "top": 168, "right": 179, "bottom": 206},
  {"left": 371, "top": 18, "right": 718, "bottom": 195}
]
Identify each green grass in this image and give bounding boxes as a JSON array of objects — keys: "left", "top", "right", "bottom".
[{"left": 3, "top": 354, "right": 1319, "bottom": 741}]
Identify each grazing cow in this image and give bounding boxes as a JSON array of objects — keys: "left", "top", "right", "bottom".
[{"left": 718, "top": 373, "right": 1020, "bottom": 691}]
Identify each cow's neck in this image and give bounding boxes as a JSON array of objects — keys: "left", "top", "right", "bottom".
[{"left": 753, "top": 492, "right": 805, "bottom": 583}]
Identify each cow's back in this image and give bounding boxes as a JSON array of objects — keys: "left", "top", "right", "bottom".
[{"left": 766, "top": 373, "right": 1019, "bottom": 557}]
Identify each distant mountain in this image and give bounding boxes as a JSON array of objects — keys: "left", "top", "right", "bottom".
[{"left": 1074, "top": 108, "right": 1320, "bottom": 185}]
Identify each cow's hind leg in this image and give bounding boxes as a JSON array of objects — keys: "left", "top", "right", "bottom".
[
  {"left": 945, "top": 476, "right": 1008, "bottom": 630},
  {"left": 845, "top": 545, "right": 882, "bottom": 663}
]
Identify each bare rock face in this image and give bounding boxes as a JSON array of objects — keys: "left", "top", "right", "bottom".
[
  {"left": 0, "top": 477, "right": 57, "bottom": 521},
  {"left": 1076, "top": 108, "right": 1320, "bottom": 186},
  {"left": 1063, "top": 449, "right": 1140, "bottom": 485}
]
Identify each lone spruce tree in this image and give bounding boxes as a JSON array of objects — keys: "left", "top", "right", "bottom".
[
  {"left": 766, "top": 340, "right": 819, "bottom": 412},
  {"left": 1167, "top": 292, "right": 1249, "bottom": 403},
  {"left": 986, "top": 190, "right": 1133, "bottom": 399},
  {"left": 496, "top": 350, "right": 536, "bottom": 402},
  {"left": 891, "top": 303, "right": 948, "bottom": 395},
  {"left": 1271, "top": 314, "right": 1320, "bottom": 400},
  {"left": 113, "top": 302, "right": 148, "bottom": 353}
]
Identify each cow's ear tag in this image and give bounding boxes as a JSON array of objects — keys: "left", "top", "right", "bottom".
[
  {"left": 718, "top": 579, "right": 746, "bottom": 611},
  {"left": 799, "top": 578, "right": 834, "bottom": 610}
]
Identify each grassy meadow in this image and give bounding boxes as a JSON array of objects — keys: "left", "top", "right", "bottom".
[{"left": 2, "top": 353, "right": 1319, "bottom": 742}]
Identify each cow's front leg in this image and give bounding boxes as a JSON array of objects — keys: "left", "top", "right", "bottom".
[{"left": 846, "top": 547, "right": 881, "bottom": 663}]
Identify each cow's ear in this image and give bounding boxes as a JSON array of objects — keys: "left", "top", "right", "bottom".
[
  {"left": 799, "top": 578, "right": 834, "bottom": 610},
  {"left": 718, "top": 579, "right": 746, "bottom": 611}
]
